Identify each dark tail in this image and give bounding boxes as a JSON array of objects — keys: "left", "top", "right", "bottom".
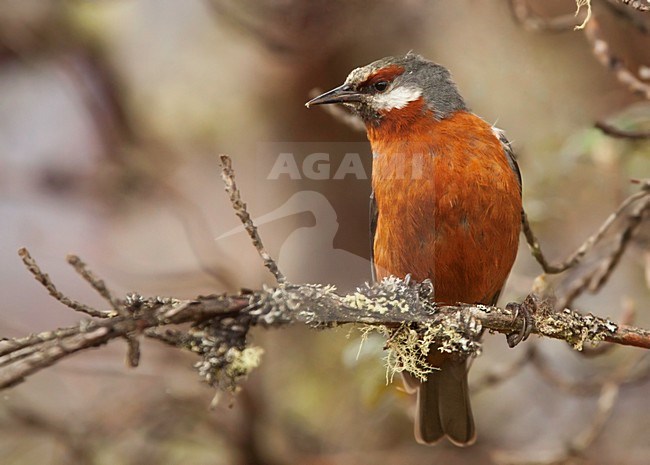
[{"left": 414, "top": 359, "right": 476, "bottom": 446}]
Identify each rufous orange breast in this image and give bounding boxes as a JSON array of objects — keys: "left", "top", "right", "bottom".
[{"left": 369, "top": 104, "right": 521, "bottom": 305}]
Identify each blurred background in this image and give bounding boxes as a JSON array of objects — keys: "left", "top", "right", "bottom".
[{"left": 1, "top": 0, "right": 650, "bottom": 464}]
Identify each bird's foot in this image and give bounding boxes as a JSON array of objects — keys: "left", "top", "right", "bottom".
[
  {"left": 505, "top": 294, "right": 538, "bottom": 348},
  {"left": 403, "top": 274, "right": 434, "bottom": 300},
  {"left": 417, "top": 278, "right": 434, "bottom": 300}
]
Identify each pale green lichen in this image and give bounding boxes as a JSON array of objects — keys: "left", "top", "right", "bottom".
[
  {"left": 343, "top": 277, "right": 483, "bottom": 384},
  {"left": 360, "top": 311, "right": 483, "bottom": 385},
  {"left": 382, "top": 324, "right": 434, "bottom": 383},
  {"left": 224, "top": 346, "right": 264, "bottom": 381},
  {"left": 208, "top": 345, "right": 262, "bottom": 407},
  {"left": 343, "top": 291, "right": 410, "bottom": 315},
  {"left": 194, "top": 340, "right": 264, "bottom": 392},
  {"left": 537, "top": 309, "right": 618, "bottom": 351}
]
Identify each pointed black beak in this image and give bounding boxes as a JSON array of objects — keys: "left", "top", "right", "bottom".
[{"left": 305, "top": 84, "right": 363, "bottom": 108}]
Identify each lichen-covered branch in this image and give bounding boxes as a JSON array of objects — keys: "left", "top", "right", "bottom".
[{"left": 2, "top": 262, "right": 649, "bottom": 392}]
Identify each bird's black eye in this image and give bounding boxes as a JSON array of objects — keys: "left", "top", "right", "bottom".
[{"left": 373, "top": 81, "right": 388, "bottom": 92}]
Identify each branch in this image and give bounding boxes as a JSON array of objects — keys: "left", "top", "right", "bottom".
[
  {"left": 17, "top": 248, "right": 115, "bottom": 319},
  {"left": 2, "top": 261, "right": 650, "bottom": 391}
]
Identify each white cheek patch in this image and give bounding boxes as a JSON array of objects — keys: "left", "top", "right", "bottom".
[{"left": 373, "top": 86, "right": 422, "bottom": 111}]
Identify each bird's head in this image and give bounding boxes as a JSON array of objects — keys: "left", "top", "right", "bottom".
[{"left": 306, "top": 53, "right": 467, "bottom": 128}]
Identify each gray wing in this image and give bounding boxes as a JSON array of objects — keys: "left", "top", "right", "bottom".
[
  {"left": 489, "top": 127, "right": 523, "bottom": 307},
  {"left": 370, "top": 191, "right": 378, "bottom": 283},
  {"left": 493, "top": 127, "right": 522, "bottom": 195}
]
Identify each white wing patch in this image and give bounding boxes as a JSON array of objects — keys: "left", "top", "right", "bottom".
[
  {"left": 374, "top": 86, "right": 422, "bottom": 111},
  {"left": 491, "top": 126, "right": 506, "bottom": 141},
  {"left": 491, "top": 124, "right": 522, "bottom": 193}
]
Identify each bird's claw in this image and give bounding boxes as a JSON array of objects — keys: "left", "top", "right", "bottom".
[
  {"left": 403, "top": 274, "right": 434, "bottom": 300},
  {"left": 505, "top": 295, "right": 537, "bottom": 348},
  {"left": 417, "top": 279, "right": 434, "bottom": 299}
]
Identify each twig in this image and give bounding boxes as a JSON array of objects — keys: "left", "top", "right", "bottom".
[
  {"left": 584, "top": 16, "right": 650, "bottom": 99},
  {"left": 522, "top": 181, "right": 650, "bottom": 276},
  {"left": 0, "top": 328, "right": 80, "bottom": 358},
  {"left": 522, "top": 211, "right": 556, "bottom": 273},
  {"left": 617, "top": 0, "right": 650, "bottom": 12},
  {"left": 125, "top": 335, "right": 141, "bottom": 368},
  {"left": 557, "top": 185, "right": 650, "bottom": 308},
  {"left": 218, "top": 155, "right": 286, "bottom": 284},
  {"left": 595, "top": 120, "right": 650, "bottom": 139},
  {"left": 17, "top": 248, "right": 114, "bottom": 319},
  {"left": 66, "top": 254, "right": 121, "bottom": 312},
  {"left": 20, "top": 249, "right": 144, "bottom": 367}
]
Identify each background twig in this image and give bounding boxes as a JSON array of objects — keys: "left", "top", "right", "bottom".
[{"left": 218, "top": 155, "right": 286, "bottom": 284}]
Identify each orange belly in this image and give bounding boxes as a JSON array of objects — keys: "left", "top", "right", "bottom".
[{"left": 370, "top": 111, "right": 521, "bottom": 305}]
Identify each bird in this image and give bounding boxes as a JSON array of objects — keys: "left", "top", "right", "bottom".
[{"left": 305, "top": 53, "right": 523, "bottom": 446}]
